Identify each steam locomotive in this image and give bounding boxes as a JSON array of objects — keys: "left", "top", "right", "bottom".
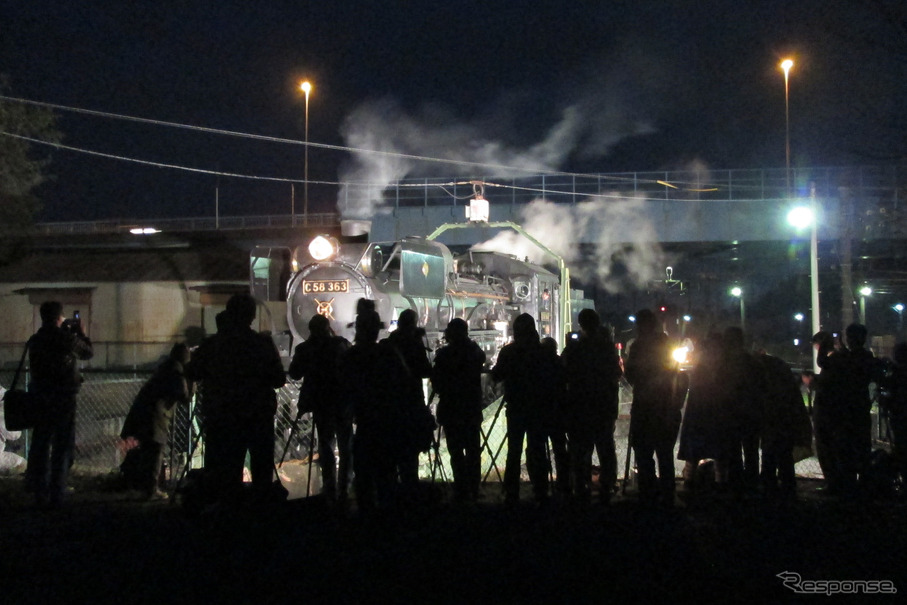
[{"left": 280, "top": 233, "right": 587, "bottom": 363}]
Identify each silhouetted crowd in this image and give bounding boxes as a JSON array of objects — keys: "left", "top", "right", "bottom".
[{"left": 20, "top": 295, "right": 907, "bottom": 512}]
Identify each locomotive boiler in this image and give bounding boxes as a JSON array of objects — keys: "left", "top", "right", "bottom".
[{"left": 284, "top": 233, "right": 569, "bottom": 363}]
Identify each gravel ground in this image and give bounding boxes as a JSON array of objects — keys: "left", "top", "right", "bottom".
[{"left": 1, "top": 472, "right": 905, "bottom": 604}]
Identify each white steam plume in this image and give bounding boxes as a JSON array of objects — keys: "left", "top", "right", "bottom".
[
  {"left": 472, "top": 195, "right": 669, "bottom": 293},
  {"left": 336, "top": 93, "right": 655, "bottom": 220}
]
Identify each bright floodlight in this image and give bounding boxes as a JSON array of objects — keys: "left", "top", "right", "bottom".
[
  {"left": 794, "top": 313, "right": 804, "bottom": 321},
  {"left": 859, "top": 286, "right": 873, "bottom": 297},
  {"left": 466, "top": 196, "right": 490, "bottom": 222},
  {"left": 730, "top": 287, "right": 742, "bottom": 297},
  {"left": 628, "top": 315, "right": 636, "bottom": 323},
  {"left": 781, "top": 59, "right": 793, "bottom": 74},
  {"left": 300, "top": 80, "right": 312, "bottom": 95},
  {"left": 895, "top": 304, "right": 905, "bottom": 312},
  {"left": 787, "top": 206, "right": 814, "bottom": 230},
  {"left": 683, "top": 315, "right": 692, "bottom": 322}
]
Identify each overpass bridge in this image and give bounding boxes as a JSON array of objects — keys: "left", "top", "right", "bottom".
[
  {"left": 365, "top": 165, "right": 906, "bottom": 244},
  {"left": 33, "top": 165, "right": 906, "bottom": 244}
]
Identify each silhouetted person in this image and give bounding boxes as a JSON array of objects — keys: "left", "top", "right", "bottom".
[
  {"left": 432, "top": 318, "right": 486, "bottom": 502},
  {"left": 492, "top": 313, "right": 558, "bottom": 505},
  {"left": 625, "top": 308, "right": 681, "bottom": 506},
  {"left": 383, "top": 309, "right": 433, "bottom": 503},
  {"left": 758, "top": 351, "right": 812, "bottom": 499},
  {"left": 720, "top": 327, "right": 765, "bottom": 495},
  {"left": 120, "top": 343, "right": 192, "bottom": 499},
  {"left": 541, "top": 336, "right": 571, "bottom": 498},
  {"left": 677, "top": 333, "right": 726, "bottom": 488},
  {"left": 288, "top": 314, "right": 351, "bottom": 502},
  {"left": 186, "top": 294, "right": 286, "bottom": 505},
  {"left": 342, "top": 304, "right": 409, "bottom": 512},
  {"left": 814, "top": 323, "right": 879, "bottom": 495},
  {"left": 25, "top": 301, "right": 93, "bottom": 508},
  {"left": 562, "top": 309, "right": 622, "bottom": 504},
  {"left": 811, "top": 330, "right": 838, "bottom": 491},
  {"left": 882, "top": 343, "right": 907, "bottom": 480}
]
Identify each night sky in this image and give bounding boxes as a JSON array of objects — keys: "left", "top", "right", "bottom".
[{"left": 2, "top": 1, "right": 904, "bottom": 222}]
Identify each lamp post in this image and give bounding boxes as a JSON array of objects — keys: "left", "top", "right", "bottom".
[
  {"left": 300, "top": 80, "right": 312, "bottom": 225},
  {"left": 794, "top": 311, "right": 804, "bottom": 339},
  {"left": 894, "top": 303, "right": 904, "bottom": 336},
  {"left": 859, "top": 285, "right": 872, "bottom": 325},
  {"left": 730, "top": 286, "right": 745, "bottom": 332},
  {"left": 788, "top": 203, "right": 820, "bottom": 373},
  {"left": 780, "top": 58, "right": 793, "bottom": 195}
]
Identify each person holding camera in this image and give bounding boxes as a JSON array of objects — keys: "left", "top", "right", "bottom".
[
  {"left": 186, "top": 294, "right": 286, "bottom": 506},
  {"left": 624, "top": 308, "right": 681, "bottom": 506},
  {"left": 120, "top": 343, "right": 192, "bottom": 499},
  {"left": 562, "top": 309, "right": 622, "bottom": 504},
  {"left": 492, "top": 313, "right": 560, "bottom": 506},
  {"left": 432, "top": 318, "right": 486, "bottom": 503},
  {"left": 382, "top": 309, "right": 433, "bottom": 504},
  {"left": 25, "top": 301, "right": 93, "bottom": 508},
  {"left": 288, "top": 314, "right": 351, "bottom": 502}
]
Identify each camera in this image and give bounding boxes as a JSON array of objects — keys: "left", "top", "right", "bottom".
[{"left": 62, "top": 315, "right": 82, "bottom": 332}]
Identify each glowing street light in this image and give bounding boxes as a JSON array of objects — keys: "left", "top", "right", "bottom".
[
  {"left": 300, "top": 80, "right": 313, "bottom": 225},
  {"left": 787, "top": 206, "right": 813, "bottom": 230},
  {"left": 789, "top": 201, "right": 821, "bottom": 373},
  {"left": 780, "top": 58, "right": 794, "bottom": 195},
  {"left": 681, "top": 314, "right": 691, "bottom": 338},
  {"left": 895, "top": 303, "right": 904, "bottom": 334},
  {"left": 859, "top": 285, "right": 872, "bottom": 325},
  {"left": 730, "top": 286, "right": 745, "bottom": 331}
]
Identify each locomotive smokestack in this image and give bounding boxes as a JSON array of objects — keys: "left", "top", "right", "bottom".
[{"left": 341, "top": 220, "right": 372, "bottom": 237}]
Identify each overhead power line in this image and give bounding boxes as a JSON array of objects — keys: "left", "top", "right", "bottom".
[
  {"left": 0, "top": 95, "right": 599, "bottom": 178},
  {"left": 0, "top": 95, "right": 776, "bottom": 199}
]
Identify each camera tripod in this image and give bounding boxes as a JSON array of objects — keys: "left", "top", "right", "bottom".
[{"left": 169, "top": 393, "right": 205, "bottom": 499}]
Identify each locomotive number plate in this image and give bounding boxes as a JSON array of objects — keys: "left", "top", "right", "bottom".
[{"left": 302, "top": 279, "right": 349, "bottom": 294}]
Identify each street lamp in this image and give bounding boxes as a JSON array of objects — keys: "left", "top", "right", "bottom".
[
  {"left": 780, "top": 58, "right": 794, "bottom": 195},
  {"left": 300, "top": 80, "right": 312, "bottom": 225},
  {"left": 730, "top": 286, "right": 745, "bottom": 331},
  {"left": 859, "top": 285, "right": 872, "bottom": 325},
  {"left": 895, "top": 303, "right": 904, "bottom": 335},
  {"left": 788, "top": 203, "right": 820, "bottom": 373}
]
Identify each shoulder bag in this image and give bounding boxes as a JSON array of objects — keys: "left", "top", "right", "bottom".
[{"left": 3, "top": 340, "right": 41, "bottom": 431}]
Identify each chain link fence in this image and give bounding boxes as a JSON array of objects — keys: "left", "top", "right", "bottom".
[{"left": 2, "top": 370, "right": 839, "bottom": 497}]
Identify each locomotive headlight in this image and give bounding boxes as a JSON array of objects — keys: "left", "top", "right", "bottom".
[
  {"left": 672, "top": 346, "right": 689, "bottom": 364},
  {"left": 309, "top": 235, "right": 339, "bottom": 261}
]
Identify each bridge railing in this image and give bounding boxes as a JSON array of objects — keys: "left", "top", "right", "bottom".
[
  {"left": 30, "top": 166, "right": 906, "bottom": 235},
  {"left": 378, "top": 165, "right": 906, "bottom": 207},
  {"left": 30, "top": 213, "right": 341, "bottom": 236}
]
